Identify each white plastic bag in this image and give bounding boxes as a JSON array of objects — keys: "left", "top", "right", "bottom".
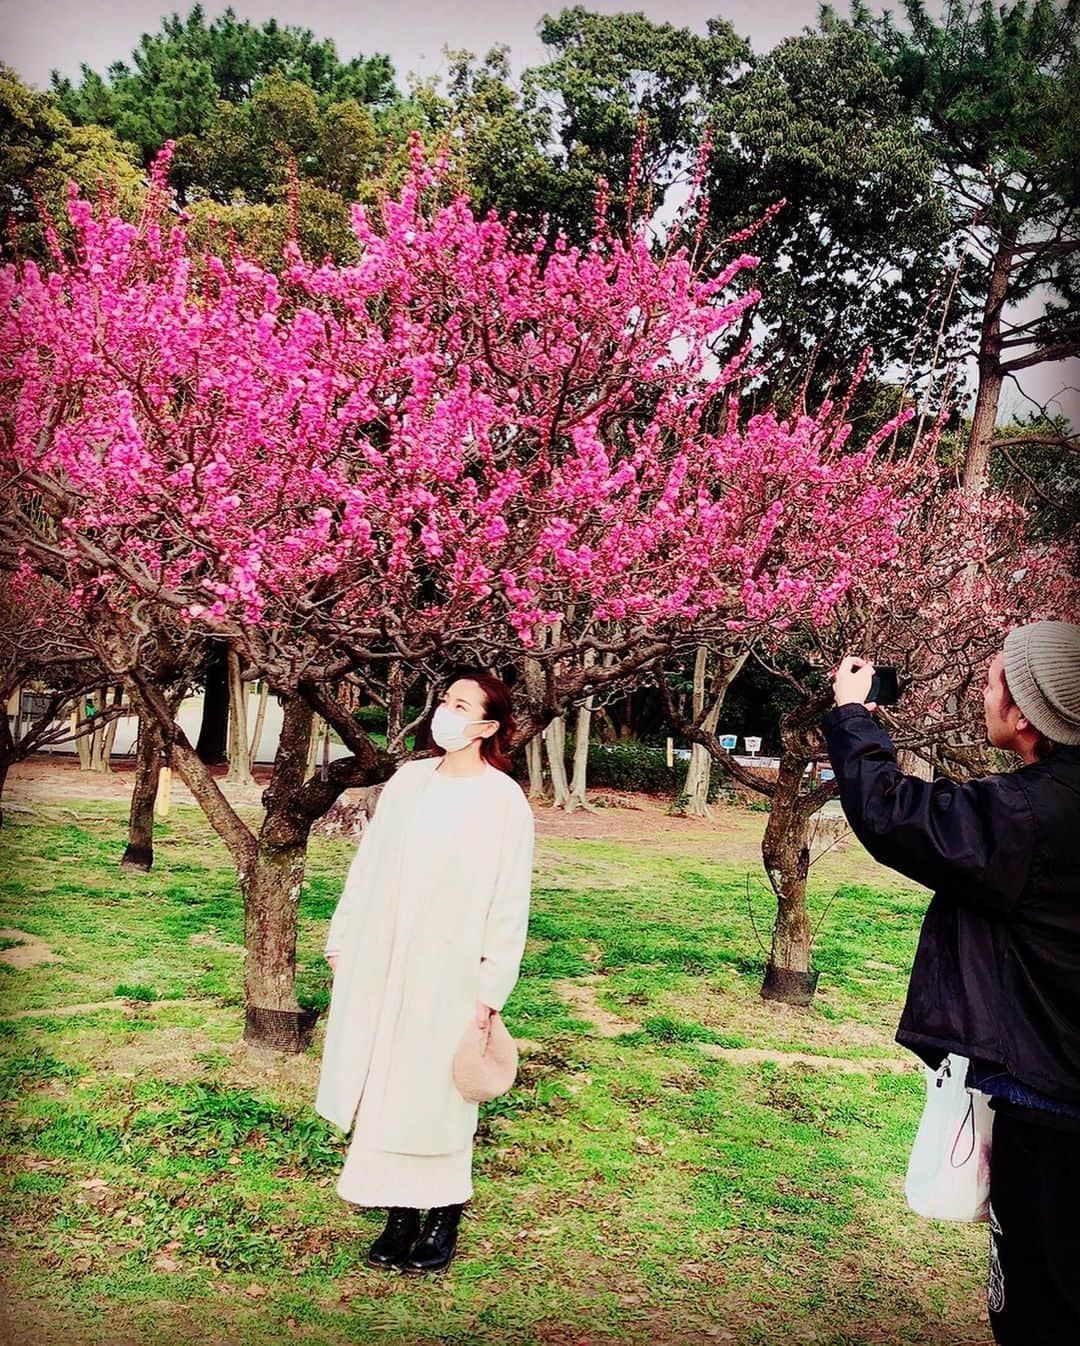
[{"left": 905, "top": 1053, "right": 993, "bottom": 1222}]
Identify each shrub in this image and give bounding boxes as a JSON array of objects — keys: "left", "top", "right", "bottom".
[
  {"left": 585, "top": 743, "right": 686, "bottom": 796},
  {"left": 582, "top": 741, "right": 741, "bottom": 802}
]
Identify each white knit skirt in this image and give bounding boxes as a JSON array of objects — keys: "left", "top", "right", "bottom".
[
  {"left": 335, "top": 918, "right": 473, "bottom": 1208},
  {"left": 335, "top": 1015, "right": 473, "bottom": 1208}
]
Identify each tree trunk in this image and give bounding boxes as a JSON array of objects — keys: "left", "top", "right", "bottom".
[
  {"left": 129, "top": 674, "right": 319, "bottom": 1054},
  {"left": 595, "top": 706, "right": 619, "bottom": 743},
  {"left": 680, "top": 647, "right": 748, "bottom": 818},
  {"left": 683, "top": 743, "right": 714, "bottom": 818},
  {"left": 387, "top": 659, "right": 405, "bottom": 751},
  {"left": 760, "top": 750, "right": 818, "bottom": 1007},
  {"left": 224, "top": 650, "right": 255, "bottom": 785},
  {"left": 86, "top": 688, "right": 108, "bottom": 772},
  {"left": 683, "top": 647, "right": 716, "bottom": 819},
  {"left": 92, "top": 684, "right": 123, "bottom": 773},
  {"left": 0, "top": 705, "right": 13, "bottom": 827},
  {"left": 241, "top": 696, "right": 318, "bottom": 1051},
  {"left": 106, "top": 684, "right": 124, "bottom": 753},
  {"left": 526, "top": 735, "right": 545, "bottom": 798},
  {"left": 523, "top": 654, "right": 548, "bottom": 799},
  {"left": 621, "top": 691, "right": 636, "bottom": 741},
  {"left": 565, "top": 648, "right": 597, "bottom": 813},
  {"left": 196, "top": 640, "right": 230, "bottom": 765},
  {"left": 75, "top": 702, "right": 92, "bottom": 770},
  {"left": 121, "top": 714, "right": 165, "bottom": 871},
  {"left": 964, "top": 229, "right": 1016, "bottom": 495},
  {"left": 545, "top": 714, "right": 571, "bottom": 808},
  {"left": 82, "top": 690, "right": 108, "bottom": 771},
  {"left": 567, "top": 703, "right": 596, "bottom": 813}
]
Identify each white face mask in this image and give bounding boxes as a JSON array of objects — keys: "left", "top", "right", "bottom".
[{"left": 431, "top": 705, "right": 490, "bottom": 753}]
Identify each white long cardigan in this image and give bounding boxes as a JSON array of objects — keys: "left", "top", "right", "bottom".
[{"left": 315, "top": 757, "right": 535, "bottom": 1155}]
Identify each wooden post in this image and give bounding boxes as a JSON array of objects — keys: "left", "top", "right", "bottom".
[
  {"left": 305, "top": 717, "right": 320, "bottom": 780},
  {"left": 154, "top": 765, "right": 173, "bottom": 818},
  {"left": 9, "top": 687, "right": 22, "bottom": 748},
  {"left": 247, "top": 682, "right": 269, "bottom": 774},
  {"left": 666, "top": 737, "right": 674, "bottom": 768}
]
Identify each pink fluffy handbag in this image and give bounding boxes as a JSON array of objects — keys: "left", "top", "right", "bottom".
[{"left": 452, "top": 1013, "right": 519, "bottom": 1103}]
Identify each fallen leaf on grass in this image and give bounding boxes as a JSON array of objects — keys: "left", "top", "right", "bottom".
[
  {"left": 244, "top": 1283, "right": 266, "bottom": 1299},
  {"left": 153, "top": 1255, "right": 180, "bottom": 1273}
]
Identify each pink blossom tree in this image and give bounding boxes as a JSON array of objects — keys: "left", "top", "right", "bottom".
[
  {"left": 1, "top": 142, "right": 923, "bottom": 1048},
  {"left": 0, "top": 570, "right": 121, "bottom": 824},
  {"left": 662, "top": 486, "right": 1078, "bottom": 1004}
]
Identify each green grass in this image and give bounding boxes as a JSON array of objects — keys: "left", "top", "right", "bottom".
[{"left": 0, "top": 797, "right": 991, "bottom": 1345}]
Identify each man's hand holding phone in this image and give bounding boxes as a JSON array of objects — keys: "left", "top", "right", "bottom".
[{"left": 833, "top": 656, "right": 878, "bottom": 709}]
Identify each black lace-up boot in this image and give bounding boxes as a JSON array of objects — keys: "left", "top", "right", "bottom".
[
  {"left": 367, "top": 1207, "right": 421, "bottom": 1269},
  {"left": 400, "top": 1203, "right": 464, "bottom": 1274}
]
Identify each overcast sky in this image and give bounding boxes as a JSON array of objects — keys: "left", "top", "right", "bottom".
[
  {"left": 3, "top": 1, "right": 842, "bottom": 89},
  {"left": 1, "top": 0, "right": 1074, "bottom": 424}
]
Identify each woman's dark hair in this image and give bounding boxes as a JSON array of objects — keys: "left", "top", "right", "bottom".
[{"left": 440, "top": 668, "right": 517, "bottom": 773}]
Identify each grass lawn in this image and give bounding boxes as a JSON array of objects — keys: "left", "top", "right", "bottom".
[{"left": 0, "top": 795, "right": 991, "bottom": 1346}]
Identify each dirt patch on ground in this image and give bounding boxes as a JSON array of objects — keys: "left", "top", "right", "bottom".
[
  {"left": 22, "top": 1015, "right": 324, "bottom": 1105},
  {"left": 699, "top": 1044, "right": 915, "bottom": 1075},
  {"left": 103, "top": 1026, "right": 323, "bottom": 1098},
  {"left": 558, "top": 976, "right": 909, "bottom": 1073},
  {"left": 0, "top": 928, "right": 60, "bottom": 970},
  {"left": 688, "top": 989, "right": 900, "bottom": 1055},
  {"left": 556, "top": 975, "right": 642, "bottom": 1037}
]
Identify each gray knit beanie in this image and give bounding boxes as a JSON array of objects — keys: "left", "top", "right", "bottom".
[{"left": 1003, "top": 621, "right": 1080, "bottom": 746}]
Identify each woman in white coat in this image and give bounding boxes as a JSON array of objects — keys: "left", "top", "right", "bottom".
[{"left": 316, "top": 670, "right": 535, "bottom": 1274}]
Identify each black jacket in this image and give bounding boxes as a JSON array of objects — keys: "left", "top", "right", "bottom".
[{"left": 821, "top": 704, "right": 1080, "bottom": 1106}]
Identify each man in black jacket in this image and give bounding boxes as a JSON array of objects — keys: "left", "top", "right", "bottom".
[{"left": 821, "top": 621, "right": 1080, "bottom": 1346}]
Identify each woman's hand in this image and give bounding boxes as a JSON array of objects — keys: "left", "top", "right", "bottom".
[
  {"left": 475, "top": 1001, "right": 494, "bottom": 1030},
  {"left": 326, "top": 953, "right": 340, "bottom": 975}
]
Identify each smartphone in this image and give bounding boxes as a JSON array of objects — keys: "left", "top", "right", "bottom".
[{"left": 868, "top": 665, "right": 900, "bottom": 706}]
